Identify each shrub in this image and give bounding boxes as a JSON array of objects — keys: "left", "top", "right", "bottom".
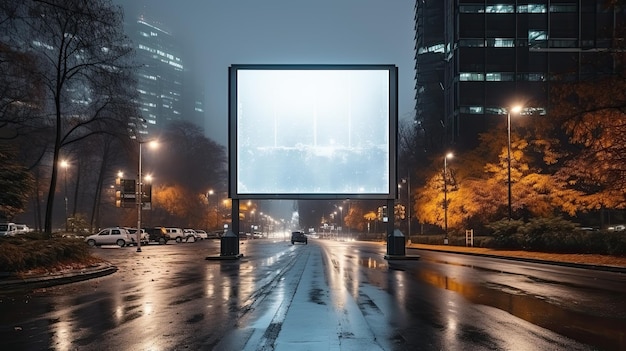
[
  {"left": 519, "top": 217, "right": 577, "bottom": 251},
  {"left": 487, "top": 219, "right": 524, "bottom": 249},
  {"left": 0, "top": 237, "right": 91, "bottom": 272}
]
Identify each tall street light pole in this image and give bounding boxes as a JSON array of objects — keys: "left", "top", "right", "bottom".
[
  {"left": 61, "top": 160, "right": 69, "bottom": 232},
  {"left": 207, "top": 189, "right": 214, "bottom": 230},
  {"left": 339, "top": 206, "right": 343, "bottom": 239},
  {"left": 401, "top": 176, "right": 411, "bottom": 239},
  {"left": 136, "top": 142, "right": 143, "bottom": 252},
  {"left": 507, "top": 105, "right": 522, "bottom": 221},
  {"left": 444, "top": 152, "right": 453, "bottom": 243},
  {"left": 137, "top": 140, "right": 158, "bottom": 252}
]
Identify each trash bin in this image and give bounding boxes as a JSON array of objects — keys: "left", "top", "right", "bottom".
[
  {"left": 220, "top": 230, "right": 239, "bottom": 256},
  {"left": 387, "top": 229, "right": 406, "bottom": 256}
]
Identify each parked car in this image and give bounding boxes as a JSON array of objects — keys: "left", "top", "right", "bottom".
[
  {"left": 195, "top": 230, "right": 208, "bottom": 240},
  {"left": 15, "top": 224, "right": 31, "bottom": 234},
  {"left": 291, "top": 231, "right": 308, "bottom": 245},
  {"left": 85, "top": 227, "right": 132, "bottom": 247},
  {"left": 163, "top": 227, "right": 186, "bottom": 243},
  {"left": 144, "top": 227, "right": 169, "bottom": 244},
  {"left": 183, "top": 228, "right": 199, "bottom": 241},
  {"left": 0, "top": 223, "right": 18, "bottom": 237},
  {"left": 124, "top": 227, "right": 149, "bottom": 245}
]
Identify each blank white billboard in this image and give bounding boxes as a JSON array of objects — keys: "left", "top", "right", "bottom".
[{"left": 229, "top": 64, "right": 397, "bottom": 199}]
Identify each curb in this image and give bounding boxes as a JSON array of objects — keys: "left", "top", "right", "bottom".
[
  {"left": 410, "top": 246, "right": 626, "bottom": 274},
  {"left": 0, "top": 264, "right": 118, "bottom": 293}
]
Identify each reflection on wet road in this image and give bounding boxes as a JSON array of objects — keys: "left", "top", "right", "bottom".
[{"left": 0, "top": 239, "right": 623, "bottom": 350}]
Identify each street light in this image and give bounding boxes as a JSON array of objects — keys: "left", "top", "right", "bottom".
[
  {"left": 137, "top": 140, "right": 158, "bottom": 252},
  {"left": 507, "top": 105, "right": 522, "bottom": 221},
  {"left": 206, "top": 189, "right": 214, "bottom": 230},
  {"left": 338, "top": 206, "right": 343, "bottom": 239},
  {"left": 401, "top": 176, "right": 411, "bottom": 238},
  {"left": 61, "top": 160, "right": 69, "bottom": 232},
  {"left": 444, "top": 152, "right": 453, "bottom": 243}
]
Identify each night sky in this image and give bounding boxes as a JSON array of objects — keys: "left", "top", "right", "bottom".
[{"left": 114, "top": 0, "right": 415, "bottom": 146}]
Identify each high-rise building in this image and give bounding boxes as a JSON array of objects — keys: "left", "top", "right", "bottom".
[
  {"left": 126, "top": 15, "right": 184, "bottom": 137},
  {"left": 415, "top": 1, "right": 624, "bottom": 150}
]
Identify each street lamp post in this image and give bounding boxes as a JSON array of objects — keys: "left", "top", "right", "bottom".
[
  {"left": 444, "top": 153, "right": 453, "bottom": 243},
  {"left": 136, "top": 140, "right": 158, "bottom": 252},
  {"left": 339, "top": 206, "right": 343, "bottom": 239},
  {"left": 401, "top": 176, "right": 411, "bottom": 238},
  {"left": 61, "top": 161, "right": 69, "bottom": 232},
  {"left": 507, "top": 106, "right": 522, "bottom": 221},
  {"left": 207, "top": 189, "right": 214, "bottom": 230}
]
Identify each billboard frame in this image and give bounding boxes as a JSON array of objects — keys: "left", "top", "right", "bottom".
[{"left": 228, "top": 64, "right": 398, "bottom": 200}]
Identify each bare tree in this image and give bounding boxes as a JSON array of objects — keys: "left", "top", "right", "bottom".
[{"left": 3, "top": 0, "right": 137, "bottom": 235}]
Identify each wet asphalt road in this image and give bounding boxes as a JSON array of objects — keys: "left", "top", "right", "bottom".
[{"left": 0, "top": 238, "right": 624, "bottom": 350}]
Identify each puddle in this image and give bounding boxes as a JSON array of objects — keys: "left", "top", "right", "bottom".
[{"left": 416, "top": 268, "right": 625, "bottom": 350}]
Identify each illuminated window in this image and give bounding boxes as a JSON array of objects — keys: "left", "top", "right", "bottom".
[
  {"left": 518, "top": 4, "right": 547, "bottom": 13},
  {"left": 485, "top": 5, "right": 514, "bottom": 13},
  {"left": 486, "top": 73, "right": 514, "bottom": 81},
  {"left": 487, "top": 38, "right": 515, "bottom": 47},
  {"left": 529, "top": 30, "right": 548, "bottom": 47},
  {"left": 460, "top": 106, "right": 484, "bottom": 114},
  {"left": 418, "top": 43, "right": 445, "bottom": 54},
  {"left": 460, "top": 72, "right": 484, "bottom": 81}
]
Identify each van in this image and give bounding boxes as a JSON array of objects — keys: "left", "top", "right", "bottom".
[{"left": 0, "top": 223, "right": 18, "bottom": 237}]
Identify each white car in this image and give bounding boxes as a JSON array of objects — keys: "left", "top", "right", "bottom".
[
  {"left": 15, "top": 224, "right": 31, "bottom": 234},
  {"left": 0, "top": 223, "right": 18, "bottom": 237},
  {"left": 165, "top": 227, "right": 186, "bottom": 242},
  {"left": 183, "top": 228, "right": 198, "bottom": 241},
  {"left": 85, "top": 227, "right": 133, "bottom": 247},
  {"left": 124, "top": 227, "right": 149, "bottom": 245},
  {"left": 195, "top": 230, "right": 208, "bottom": 240}
]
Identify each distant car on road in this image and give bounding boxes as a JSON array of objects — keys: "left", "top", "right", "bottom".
[
  {"left": 85, "top": 227, "right": 132, "bottom": 247},
  {"left": 291, "top": 231, "right": 308, "bottom": 245}
]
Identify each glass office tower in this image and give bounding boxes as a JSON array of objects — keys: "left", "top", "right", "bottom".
[{"left": 415, "top": 0, "right": 624, "bottom": 149}]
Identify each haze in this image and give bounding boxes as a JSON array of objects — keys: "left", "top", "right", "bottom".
[{"left": 114, "top": 0, "right": 415, "bottom": 146}]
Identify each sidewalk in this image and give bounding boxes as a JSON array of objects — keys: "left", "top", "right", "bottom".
[{"left": 408, "top": 243, "right": 626, "bottom": 273}]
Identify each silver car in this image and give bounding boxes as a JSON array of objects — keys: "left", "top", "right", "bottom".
[
  {"left": 195, "top": 230, "right": 209, "bottom": 240},
  {"left": 85, "top": 227, "right": 132, "bottom": 247}
]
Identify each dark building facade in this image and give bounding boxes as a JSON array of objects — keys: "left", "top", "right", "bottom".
[
  {"left": 124, "top": 14, "right": 205, "bottom": 139},
  {"left": 415, "top": 0, "right": 624, "bottom": 150}
]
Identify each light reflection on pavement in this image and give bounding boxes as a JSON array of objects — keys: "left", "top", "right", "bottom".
[{"left": 0, "top": 239, "right": 622, "bottom": 350}]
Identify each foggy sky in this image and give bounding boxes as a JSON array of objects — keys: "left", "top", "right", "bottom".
[{"left": 114, "top": 0, "right": 416, "bottom": 147}]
